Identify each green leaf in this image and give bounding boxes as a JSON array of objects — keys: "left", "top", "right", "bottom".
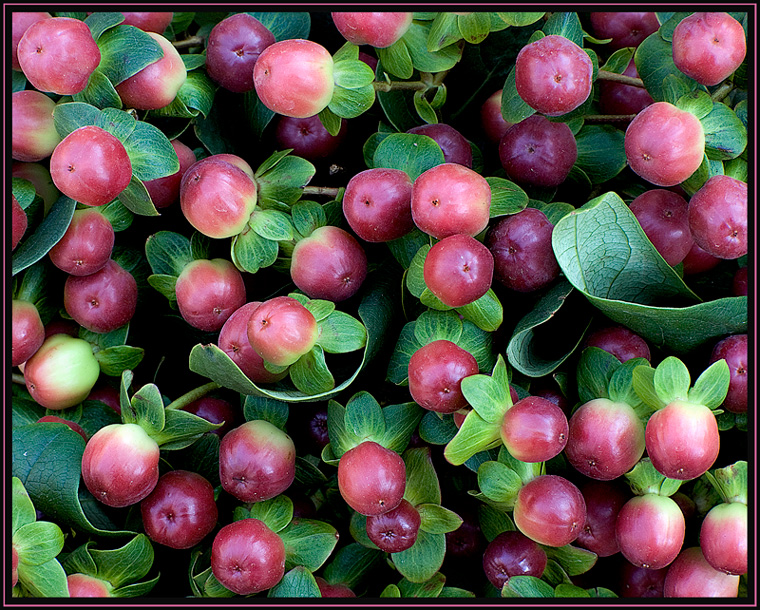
[
  {"left": 95, "top": 346, "right": 145, "bottom": 377},
  {"left": 418, "top": 412, "right": 457, "bottom": 445},
  {"left": 249, "top": 208, "right": 295, "bottom": 241},
  {"left": 675, "top": 90, "right": 714, "bottom": 120},
  {"left": 701, "top": 101, "right": 747, "bottom": 161},
  {"left": 289, "top": 346, "right": 334, "bottom": 395},
  {"left": 585, "top": 296, "right": 747, "bottom": 355},
  {"left": 345, "top": 391, "right": 386, "bottom": 441},
  {"left": 317, "top": 106, "right": 343, "bottom": 136},
  {"left": 417, "top": 504, "right": 462, "bottom": 534},
  {"left": 498, "top": 12, "right": 545, "bottom": 27},
  {"left": 268, "top": 566, "right": 320, "bottom": 598},
  {"left": 634, "top": 32, "right": 699, "bottom": 102},
  {"left": 232, "top": 230, "right": 277, "bottom": 275},
  {"left": 12, "top": 425, "right": 134, "bottom": 537},
  {"left": 376, "top": 40, "right": 414, "bottom": 79},
  {"left": 329, "top": 84, "right": 376, "bottom": 119},
  {"left": 502, "top": 65, "right": 537, "bottom": 124},
  {"left": 689, "top": 359, "right": 731, "bottom": 409},
  {"left": 144, "top": 231, "right": 193, "bottom": 277},
  {"left": 555, "top": 584, "right": 591, "bottom": 597},
  {"left": 12, "top": 70, "right": 27, "bottom": 93},
  {"left": 607, "top": 358, "right": 654, "bottom": 419},
  {"left": 333, "top": 59, "right": 376, "bottom": 89},
  {"left": 456, "top": 289, "right": 503, "bottom": 332},
  {"left": 443, "top": 410, "right": 502, "bottom": 466},
  {"left": 72, "top": 68, "right": 123, "bottom": 110},
  {"left": 398, "top": 572, "right": 447, "bottom": 598},
  {"left": 404, "top": 21, "right": 464, "bottom": 74},
  {"left": 373, "top": 133, "right": 446, "bottom": 182},
  {"left": 413, "top": 310, "right": 463, "bottom": 345},
  {"left": 317, "top": 311, "right": 368, "bottom": 354},
  {"left": 257, "top": 155, "right": 316, "bottom": 208},
  {"left": 17, "top": 559, "right": 69, "bottom": 598},
  {"left": 600, "top": 47, "right": 635, "bottom": 73},
  {"left": 63, "top": 534, "right": 154, "bottom": 589},
  {"left": 477, "top": 461, "right": 522, "bottom": 505},
  {"left": 128, "top": 383, "right": 165, "bottom": 436},
  {"left": 457, "top": 12, "right": 492, "bottom": 44},
  {"left": 280, "top": 518, "right": 340, "bottom": 572},
  {"left": 542, "top": 12, "right": 584, "bottom": 46},
  {"left": 420, "top": 287, "right": 451, "bottom": 311},
  {"left": 189, "top": 270, "right": 397, "bottom": 402},
  {"left": 487, "top": 177, "right": 529, "bottom": 218},
  {"left": 552, "top": 191, "right": 700, "bottom": 305},
  {"left": 653, "top": 356, "right": 691, "bottom": 404},
  {"left": 632, "top": 364, "right": 666, "bottom": 411},
  {"left": 375, "top": 402, "right": 424, "bottom": 455},
  {"left": 501, "top": 575, "right": 555, "bottom": 598},
  {"left": 248, "top": 12, "right": 311, "bottom": 42},
  {"left": 240, "top": 87, "right": 275, "bottom": 137},
  {"left": 576, "top": 347, "right": 619, "bottom": 403},
  {"left": 117, "top": 175, "right": 160, "bottom": 217},
  {"left": 477, "top": 504, "right": 516, "bottom": 542},
  {"left": 289, "top": 294, "right": 334, "bottom": 321},
  {"left": 403, "top": 447, "right": 441, "bottom": 507},
  {"left": 321, "top": 543, "right": 386, "bottom": 592},
  {"left": 574, "top": 125, "right": 627, "bottom": 183},
  {"left": 243, "top": 395, "right": 289, "bottom": 430},
  {"left": 97, "top": 24, "right": 163, "bottom": 85},
  {"left": 543, "top": 544, "right": 598, "bottom": 577},
  {"left": 507, "top": 280, "right": 591, "bottom": 378},
  {"left": 461, "top": 371, "right": 510, "bottom": 424},
  {"left": 12, "top": 478, "right": 37, "bottom": 534},
  {"left": 12, "top": 196, "right": 77, "bottom": 277},
  {"left": 391, "top": 530, "right": 445, "bottom": 583},
  {"left": 100, "top": 200, "right": 133, "bottom": 232},
  {"left": 14, "top": 521, "right": 64, "bottom": 566},
  {"left": 413, "top": 90, "right": 438, "bottom": 124},
  {"left": 150, "top": 408, "right": 222, "bottom": 450},
  {"left": 122, "top": 121, "right": 180, "bottom": 182},
  {"left": 249, "top": 496, "right": 293, "bottom": 533},
  {"left": 427, "top": 12, "right": 461, "bottom": 52},
  {"left": 290, "top": 200, "right": 326, "bottom": 237}
]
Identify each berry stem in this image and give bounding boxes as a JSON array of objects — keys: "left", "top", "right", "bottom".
[
  {"left": 596, "top": 69, "right": 646, "bottom": 88},
  {"left": 172, "top": 35, "right": 205, "bottom": 49},
  {"left": 12, "top": 373, "right": 25, "bottom": 385},
  {"left": 711, "top": 81, "right": 734, "bottom": 102},
  {"left": 583, "top": 114, "right": 638, "bottom": 123},
  {"left": 164, "top": 381, "right": 221, "bottom": 411},
  {"left": 302, "top": 186, "right": 342, "bottom": 198},
  {"left": 372, "top": 80, "right": 429, "bottom": 93}
]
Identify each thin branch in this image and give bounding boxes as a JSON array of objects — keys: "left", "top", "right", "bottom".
[
  {"left": 596, "top": 70, "right": 646, "bottom": 88},
  {"left": 373, "top": 80, "right": 428, "bottom": 93},
  {"left": 583, "top": 114, "right": 638, "bottom": 123},
  {"left": 302, "top": 186, "right": 341, "bottom": 198},
  {"left": 164, "top": 382, "right": 220, "bottom": 411},
  {"left": 173, "top": 35, "right": 204, "bottom": 50}
]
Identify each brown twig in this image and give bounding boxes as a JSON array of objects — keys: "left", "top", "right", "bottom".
[{"left": 596, "top": 69, "right": 646, "bottom": 88}]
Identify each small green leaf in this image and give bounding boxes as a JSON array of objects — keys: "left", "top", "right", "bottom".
[
  {"left": 150, "top": 409, "right": 222, "bottom": 450},
  {"left": 501, "top": 66, "right": 536, "bottom": 124},
  {"left": 377, "top": 37, "right": 414, "bottom": 78},
  {"left": 653, "top": 356, "right": 691, "bottom": 404},
  {"left": 375, "top": 402, "right": 424, "bottom": 455},
  {"left": 542, "top": 12, "right": 584, "bottom": 46},
  {"left": 249, "top": 208, "right": 295, "bottom": 241},
  {"left": 477, "top": 461, "right": 522, "bottom": 505},
  {"left": 97, "top": 24, "right": 164, "bottom": 86},
  {"left": 373, "top": 133, "right": 446, "bottom": 182},
  {"left": 329, "top": 84, "right": 376, "bottom": 119},
  {"left": 406, "top": 244, "right": 431, "bottom": 298},
  {"left": 576, "top": 347, "right": 619, "bottom": 404},
  {"left": 398, "top": 572, "right": 447, "bottom": 598},
  {"left": 333, "top": 59, "right": 376, "bottom": 89},
  {"left": 117, "top": 176, "right": 160, "bottom": 217},
  {"left": 122, "top": 120, "right": 180, "bottom": 182},
  {"left": 129, "top": 383, "right": 165, "bottom": 437},
  {"left": 12, "top": 478, "right": 37, "bottom": 534},
  {"left": 675, "top": 90, "right": 714, "bottom": 119},
  {"left": 501, "top": 575, "right": 555, "bottom": 598},
  {"left": 413, "top": 310, "right": 463, "bottom": 346},
  {"left": 249, "top": 496, "right": 293, "bottom": 533},
  {"left": 417, "top": 504, "right": 462, "bottom": 534},
  {"left": 14, "top": 522, "right": 64, "bottom": 567},
  {"left": 321, "top": 543, "right": 386, "bottom": 592},
  {"left": 404, "top": 21, "right": 463, "bottom": 74},
  {"left": 280, "top": 518, "right": 340, "bottom": 572},
  {"left": 418, "top": 412, "right": 457, "bottom": 445},
  {"left": 17, "top": 559, "right": 69, "bottom": 598},
  {"left": 95, "top": 346, "right": 145, "bottom": 377},
  {"left": 574, "top": 125, "right": 627, "bottom": 184},
  {"left": 290, "top": 200, "right": 326, "bottom": 237},
  {"left": 477, "top": 504, "right": 516, "bottom": 542},
  {"left": 420, "top": 287, "right": 451, "bottom": 311},
  {"left": 701, "top": 101, "right": 747, "bottom": 161},
  {"left": 231, "top": 228, "right": 279, "bottom": 274},
  {"left": 144, "top": 231, "right": 194, "bottom": 277},
  {"left": 461, "top": 373, "right": 509, "bottom": 424},
  {"left": 427, "top": 12, "right": 461, "bottom": 52},
  {"left": 542, "top": 544, "right": 598, "bottom": 577},
  {"left": 391, "top": 530, "right": 445, "bottom": 584},
  {"left": 289, "top": 345, "right": 335, "bottom": 396},
  {"left": 243, "top": 395, "right": 289, "bottom": 430},
  {"left": 53, "top": 101, "right": 103, "bottom": 139},
  {"left": 443, "top": 410, "right": 502, "bottom": 466},
  {"left": 456, "top": 289, "right": 503, "bottom": 333},
  {"left": 487, "top": 177, "right": 529, "bottom": 218},
  {"left": 381, "top": 584, "right": 402, "bottom": 597},
  {"left": 72, "top": 68, "right": 123, "bottom": 109},
  {"left": 632, "top": 364, "right": 666, "bottom": 411},
  {"left": 600, "top": 47, "right": 634, "bottom": 73},
  {"left": 268, "top": 566, "right": 320, "bottom": 598},
  {"left": 12, "top": 196, "right": 77, "bottom": 277},
  {"left": 555, "top": 583, "right": 591, "bottom": 597},
  {"left": 413, "top": 90, "right": 438, "bottom": 124},
  {"left": 457, "top": 12, "right": 491, "bottom": 44},
  {"left": 688, "top": 359, "right": 731, "bottom": 410},
  {"left": 317, "top": 311, "right": 367, "bottom": 354},
  {"left": 345, "top": 391, "right": 386, "bottom": 442},
  {"left": 257, "top": 154, "right": 316, "bottom": 208},
  {"left": 497, "top": 12, "right": 545, "bottom": 27},
  {"left": 403, "top": 447, "right": 441, "bottom": 507}
]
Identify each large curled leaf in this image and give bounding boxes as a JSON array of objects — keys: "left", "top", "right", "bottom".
[
  {"left": 552, "top": 192, "right": 746, "bottom": 353},
  {"left": 189, "top": 270, "right": 397, "bottom": 402},
  {"left": 12, "top": 424, "right": 134, "bottom": 537},
  {"left": 12, "top": 196, "right": 77, "bottom": 276}
]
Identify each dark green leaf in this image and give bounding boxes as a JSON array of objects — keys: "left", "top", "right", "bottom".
[
  {"left": 249, "top": 496, "right": 293, "bottom": 533},
  {"left": 542, "top": 12, "right": 584, "bottom": 46},
  {"left": 501, "top": 575, "right": 555, "bottom": 598},
  {"left": 248, "top": 12, "right": 311, "bottom": 42},
  {"left": 117, "top": 176, "right": 160, "bottom": 217},
  {"left": 321, "top": 543, "right": 385, "bottom": 592},
  {"left": 501, "top": 66, "right": 536, "bottom": 124},
  {"left": 12, "top": 70, "right": 27, "bottom": 92},
  {"left": 97, "top": 25, "right": 164, "bottom": 86},
  {"left": 243, "top": 395, "right": 289, "bottom": 430},
  {"left": 574, "top": 125, "right": 627, "bottom": 183},
  {"left": 12, "top": 424, "right": 133, "bottom": 536},
  {"left": 404, "top": 21, "right": 463, "bottom": 74},
  {"left": 72, "top": 68, "right": 122, "bottom": 109},
  {"left": 289, "top": 345, "right": 335, "bottom": 395},
  {"left": 456, "top": 289, "right": 503, "bottom": 332},
  {"left": 123, "top": 121, "right": 180, "bottom": 182},
  {"left": 12, "top": 196, "right": 76, "bottom": 277},
  {"left": 418, "top": 412, "right": 457, "bottom": 445},
  {"left": 280, "top": 518, "right": 339, "bottom": 572},
  {"left": 576, "top": 347, "right": 619, "bottom": 404},
  {"left": 477, "top": 461, "right": 522, "bottom": 505},
  {"left": 290, "top": 200, "right": 326, "bottom": 237},
  {"left": 403, "top": 447, "right": 441, "bottom": 507},
  {"left": 95, "top": 346, "right": 145, "bottom": 377},
  {"left": 543, "top": 544, "right": 598, "bottom": 577},
  {"left": 240, "top": 87, "right": 275, "bottom": 137},
  {"left": 391, "top": 530, "right": 445, "bottom": 584},
  {"left": 377, "top": 40, "right": 414, "bottom": 79},
  {"left": 375, "top": 402, "right": 424, "bottom": 455},
  {"left": 701, "top": 101, "right": 747, "bottom": 161},
  {"left": 507, "top": 279, "right": 591, "bottom": 377},
  {"left": 344, "top": 391, "right": 386, "bottom": 441},
  {"left": 268, "top": 566, "right": 320, "bottom": 598},
  {"left": 487, "top": 177, "right": 529, "bottom": 217},
  {"left": 257, "top": 155, "right": 316, "bottom": 208},
  {"left": 634, "top": 32, "right": 700, "bottom": 102},
  {"left": 144, "top": 230, "right": 193, "bottom": 277},
  {"left": 84, "top": 11, "right": 125, "bottom": 42},
  {"left": 373, "top": 133, "right": 445, "bottom": 182}
]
